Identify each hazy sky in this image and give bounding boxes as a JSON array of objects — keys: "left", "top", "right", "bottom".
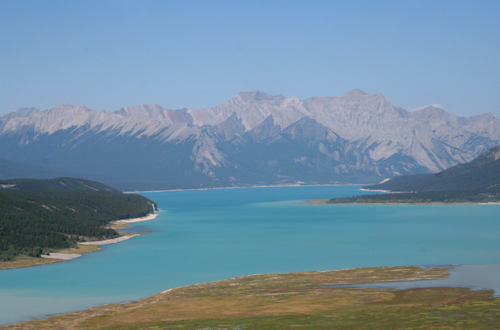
[{"left": 1, "top": 0, "right": 499, "bottom": 117}]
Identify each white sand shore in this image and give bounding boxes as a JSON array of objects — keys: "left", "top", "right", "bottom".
[
  {"left": 40, "top": 212, "right": 158, "bottom": 260},
  {"left": 114, "top": 212, "right": 159, "bottom": 224},
  {"left": 41, "top": 253, "right": 81, "bottom": 260},
  {"left": 79, "top": 234, "right": 140, "bottom": 246},
  {"left": 79, "top": 212, "right": 159, "bottom": 245},
  {"left": 40, "top": 236, "right": 140, "bottom": 260},
  {"left": 360, "top": 188, "right": 395, "bottom": 193}
]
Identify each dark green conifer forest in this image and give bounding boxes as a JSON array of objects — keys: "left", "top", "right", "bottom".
[
  {"left": 0, "top": 178, "right": 156, "bottom": 261},
  {"left": 328, "top": 146, "right": 500, "bottom": 204}
]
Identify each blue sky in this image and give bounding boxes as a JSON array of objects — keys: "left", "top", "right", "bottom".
[{"left": 1, "top": 0, "right": 499, "bottom": 117}]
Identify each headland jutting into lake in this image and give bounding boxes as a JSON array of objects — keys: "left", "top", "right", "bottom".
[{"left": 0, "top": 212, "right": 159, "bottom": 270}]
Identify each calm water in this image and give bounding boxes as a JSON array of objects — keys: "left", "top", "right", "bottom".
[
  {"left": 333, "top": 264, "right": 500, "bottom": 294},
  {"left": 1, "top": 185, "right": 500, "bottom": 325}
]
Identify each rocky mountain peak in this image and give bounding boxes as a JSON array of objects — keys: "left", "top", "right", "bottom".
[
  {"left": 409, "top": 104, "right": 445, "bottom": 112},
  {"left": 332, "top": 90, "right": 394, "bottom": 115},
  {"left": 233, "top": 90, "right": 285, "bottom": 103},
  {"left": 45, "top": 104, "right": 86, "bottom": 113},
  {"left": 411, "top": 105, "right": 452, "bottom": 117},
  {"left": 116, "top": 104, "right": 166, "bottom": 119},
  {"left": 341, "top": 89, "right": 370, "bottom": 98},
  {"left": 6, "top": 107, "right": 39, "bottom": 119},
  {"left": 34, "top": 105, "right": 93, "bottom": 124},
  {"left": 54, "top": 103, "right": 75, "bottom": 109}
]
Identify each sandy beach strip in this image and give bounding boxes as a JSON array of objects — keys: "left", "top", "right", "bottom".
[
  {"left": 41, "top": 253, "right": 82, "bottom": 260},
  {"left": 40, "top": 213, "right": 158, "bottom": 260},
  {"left": 79, "top": 212, "right": 159, "bottom": 245},
  {"left": 39, "top": 236, "right": 139, "bottom": 260},
  {"left": 114, "top": 212, "right": 159, "bottom": 224},
  {"left": 79, "top": 234, "right": 140, "bottom": 246}
]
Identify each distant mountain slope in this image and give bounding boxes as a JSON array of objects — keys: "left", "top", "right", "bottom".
[
  {"left": 326, "top": 146, "right": 500, "bottom": 204},
  {"left": 1, "top": 90, "right": 499, "bottom": 190},
  {"left": 0, "top": 158, "right": 74, "bottom": 180},
  {"left": 0, "top": 177, "right": 120, "bottom": 193},
  {"left": 0, "top": 178, "right": 157, "bottom": 261},
  {"left": 364, "top": 146, "right": 500, "bottom": 193}
]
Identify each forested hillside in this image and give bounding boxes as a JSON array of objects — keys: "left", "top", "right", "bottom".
[
  {"left": 0, "top": 178, "right": 156, "bottom": 261},
  {"left": 327, "top": 187, "right": 500, "bottom": 204},
  {"left": 363, "top": 146, "right": 500, "bottom": 193},
  {"left": 327, "top": 146, "right": 500, "bottom": 204},
  {"left": 0, "top": 177, "right": 120, "bottom": 193}
]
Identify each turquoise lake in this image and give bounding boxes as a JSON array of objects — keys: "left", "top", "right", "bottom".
[{"left": 1, "top": 185, "right": 500, "bottom": 325}]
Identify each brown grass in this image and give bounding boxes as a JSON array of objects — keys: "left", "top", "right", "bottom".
[
  {"left": 59, "top": 244, "right": 101, "bottom": 255},
  {"left": 2, "top": 266, "right": 473, "bottom": 330},
  {"left": 0, "top": 243, "right": 102, "bottom": 270},
  {"left": 0, "top": 257, "right": 62, "bottom": 270}
]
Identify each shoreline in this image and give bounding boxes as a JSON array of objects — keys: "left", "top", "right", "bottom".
[
  {"left": 78, "top": 234, "right": 140, "bottom": 247},
  {"left": 3, "top": 212, "right": 159, "bottom": 266},
  {"left": 306, "top": 199, "right": 500, "bottom": 205},
  {"left": 360, "top": 187, "right": 395, "bottom": 193},
  {"left": 3, "top": 265, "right": 475, "bottom": 329},
  {"left": 124, "top": 182, "right": 369, "bottom": 194},
  {"left": 113, "top": 212, "right": 159, "bottom": 224},
  {"left": 5, "top": 263, "right": 500, "bottom": 328}
]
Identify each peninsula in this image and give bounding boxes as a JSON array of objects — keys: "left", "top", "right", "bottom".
[
  {"left": 320, "top": 145, "right": 500, "bottom": 204},
  {"left": 0, "top": 177, "right": 157, "bottom": 270}
]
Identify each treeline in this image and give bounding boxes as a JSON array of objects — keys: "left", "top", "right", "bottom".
[
  {"left": 0, "top": 179, "right": 157, "bottom": 261},
  {"left": 327, "top": 186, "right": 500, "bottom": 204}
]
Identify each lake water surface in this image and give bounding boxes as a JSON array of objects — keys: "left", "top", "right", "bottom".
[{"left": 1, "top": 185, "right": 500, "bottom": 325}]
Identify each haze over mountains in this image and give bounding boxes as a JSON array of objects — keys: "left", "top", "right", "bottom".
[{"left": 1, "top": 90, "right": 499, "bottom": 190}]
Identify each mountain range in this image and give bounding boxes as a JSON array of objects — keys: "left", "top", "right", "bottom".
[{"left": 1, "top": 89, "right": 499, "bottom": 190}]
